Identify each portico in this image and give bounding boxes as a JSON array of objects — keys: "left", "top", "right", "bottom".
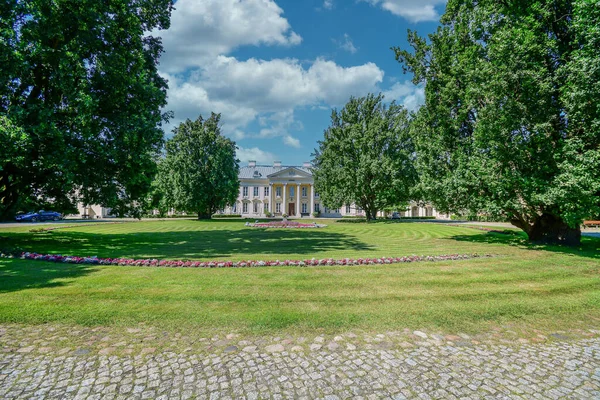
[{"left": 268, "top": 174, "right": 313, "bottom": 217}]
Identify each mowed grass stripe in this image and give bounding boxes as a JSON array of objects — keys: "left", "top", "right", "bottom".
[
  {"left": 1, "top": 220, "right": 598, "bottom": 335},
  {"left": 0, "top": 250, "right": 598, "bottom": 334},
  {"left": 4, "top": 220, "right": 491, "bottom": 260}
]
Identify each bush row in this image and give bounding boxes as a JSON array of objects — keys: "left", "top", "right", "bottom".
[{"left": 450, "top": 214, "right": 509, "bottom": 222}]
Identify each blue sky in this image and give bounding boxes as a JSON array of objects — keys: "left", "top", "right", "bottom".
[{"left": 157, "top": 0, "right": 446, "bottom": 165}]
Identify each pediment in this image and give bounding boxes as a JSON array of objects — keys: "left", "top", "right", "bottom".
[{"left": 267, "top": 167, "right": 312, "bottom": 179}]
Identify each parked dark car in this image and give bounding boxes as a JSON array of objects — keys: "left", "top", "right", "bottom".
[{"left": 15, "top": 210, "right": 62, "bottom": 222}]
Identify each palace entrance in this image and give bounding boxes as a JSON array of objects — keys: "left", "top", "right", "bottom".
[{"left": 288, "top": 203, "right": 295, "bottom": 216}]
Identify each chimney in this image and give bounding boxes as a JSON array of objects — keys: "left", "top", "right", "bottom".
[
  {"left": 248, "top": 160, "right": 256, "bottom": 167},
  {"left": 303, "top": 161, "right": 312, "bottom": 168},
  {"left": 273, "top": 161, "right": 282, "bottom": 168}
]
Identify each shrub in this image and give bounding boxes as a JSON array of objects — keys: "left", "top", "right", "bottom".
[
  {"left": 336, "top": 218, "right": 367, "bottom": 223},
  {"left": 211, "top": 214, "right": 242, "bottom": 218},
  {"left": 264, "top": 211, "right": 272, "bottom": 218},
  {"left": 312, "top": 212, "right": 320, "bottom": 217}
]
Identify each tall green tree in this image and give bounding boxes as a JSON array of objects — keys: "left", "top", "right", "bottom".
[
  {"left": 312, "top": 93, "right": 417, "bottom": 220},
  {"left": 158, "top": 113, "right": 240, "bottom": 220},
  {"left": 395, "top": 0, "right": 600, "bottom": 245},
  {"left": 0, "top": 0, "right": 173, "bottom": 219}
]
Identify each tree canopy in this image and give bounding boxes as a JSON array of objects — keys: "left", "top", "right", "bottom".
[
  {"left": 395, "top": 0, "right": 600, "bottom": 245},
  {"left": 312, "top": 93, "right": 417, "bottom": 220},
  {"left": 157, "top": 113, "right": 240, "bottom": 219},
  {"left": 0, "top": 0, "right": 174, "bottom": 219}
]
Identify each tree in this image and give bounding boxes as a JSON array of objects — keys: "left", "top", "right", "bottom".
[
  {"left": 158, "top": 113, "right": 240, "bottom": 219},
  {"left": 0, "top": 0, "right": 174, "bottom": 219},
  {"left": 312, "top": 93, "right": 417, "bottom": 220},
  {"left": 394, "top": 0, "right": 600, "bottom": 245}
]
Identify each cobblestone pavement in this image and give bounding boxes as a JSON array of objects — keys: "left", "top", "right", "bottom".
[{"left": 1, "top": 329, "right": 599, "bottom": 400}]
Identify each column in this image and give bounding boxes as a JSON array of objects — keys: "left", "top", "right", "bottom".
[
  {"left": 282, "top": 183, "right": 287, "bottom": 215},
  {"left": 296, "top": 184, "right": 301, "bottom": 217},
  {"left": 268, "top": 183, "right": 273, "bottom": 213},
  {"left": 310, "top": 184, "right": 314, "bottom": 216}
]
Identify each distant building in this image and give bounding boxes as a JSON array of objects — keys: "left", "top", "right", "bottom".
[
  {"left": 75, "top": 204, "right": 114, "bottom": 219},
  {"left": 220, "top": 161, "right": 450, "bottom": 219}
]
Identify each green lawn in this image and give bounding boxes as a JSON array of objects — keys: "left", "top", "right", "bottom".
[{"left": 0, "top": 219, "right": 599, "bottom": 336}]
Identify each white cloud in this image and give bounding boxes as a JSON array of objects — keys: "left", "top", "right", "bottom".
[
  {"left": 364, "top": 0, "right": 446, "bottom": 22},
  {"left": 164, "top": 57, "right": 385, "bottom": 143},
  {"left": 158, "top": 0, "right": 302, "bottom": 73},
  {"left": 335, "top": 34, "right": 358, "bottom": 54},
  {"left": 237, "top": 147, "right": 277, "bottom": 164},
  {"left": 283, "top": 135, "right": 301, "bottom": 148},
  {"left": 157, "top": 0, "right": 388, "bottom": 150},
  {"left": 383, "top": 81, "right": 425, "bottom": 111},
  {"left": 323, "top": 0, "right": 334, "bottom": 10}
]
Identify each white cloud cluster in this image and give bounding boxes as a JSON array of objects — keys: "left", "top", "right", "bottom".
[
  {"left": 164, "top": 56, "right": 385, "bottom": 143},
  {"left": 236, "top": 147, "right": 277, "bottom": 164},
  {"left": 383, "top": 81, "right": 425, "bottom": 111},
  {"left": 364, "top": 0, "right": 446, "bottom": 22},
  {"left": 158, "top": 0, "right": 423, "bottom": 151},
  {"left": 335, "top": 34, "right": 358, "bottom": 54},
  {"left": 159, "top": 0, "right": 301, "bottom": 73}
]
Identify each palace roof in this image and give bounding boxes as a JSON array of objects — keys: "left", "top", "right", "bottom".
[{"left": 238, "top": 165, "right": 312, "bottom": 179}]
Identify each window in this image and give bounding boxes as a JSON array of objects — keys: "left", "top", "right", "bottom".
[
  {"left": 243, "top": 187, "right": 248, "bottom": 197},
  {"left": 346, "top": 204, "right": 351, "bottom": 213},
  {"left": 264, "top": 202, "right": 268, "bottom": 212},
  {"left": 253, "top": 202, "right": 259, "bottom": 213},
  {"left": 302, "top": 203, "right": 307, "bottom": 213},
  {"left": 290, "top": 186, "right": 295, "bottom": 197},
  {"left": 253, "top": 186, "right": 259, "bottom": 197},
  {"left": 276, "top": 203, "right": 281, "bottom": 213},
  {"left": 242, "top": 203, "right": 248, "bottom": 213},
  {"left": 264, "top": 186, "right": 269, "bottom": 197},
  {"left": 232, "top": 203, "right": 237, "bottom": 213},
  {"left": 302, "top": 186, "right": 307, "bottom": 197},
  {"left": 314, "top": 203, "right": 320, "bottom": 213},
  {"left": 315, "top": 191, "right": 320, "bottom": 198},
  {"left": 276, "top": 186, "right": 281, "bottom": 197}
]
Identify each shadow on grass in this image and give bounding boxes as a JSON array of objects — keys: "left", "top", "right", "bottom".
[
  {"left": 0, "top": 258, "right": 96, "bottom": 293},
  {"left": 450, "top": 231, "right": 600, "bottom": 260},
  {"left": 1, "top": 228, "right": 374, "bottom": 260}
]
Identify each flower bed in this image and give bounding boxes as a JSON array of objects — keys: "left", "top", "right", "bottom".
[
  {"left": 0, "top": 251, "right": 490, "bottom": 268},
  {"left": 249, "top": 221, "right": 326, "bottom": 228}
]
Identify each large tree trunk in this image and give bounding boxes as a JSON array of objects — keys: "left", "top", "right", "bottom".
[
  {"left": 197, "top": 212, "right": 212, "bottom": 220},
  {"left": 364, "top": 206, "right": 377, "bottom": 221},
  {"left": 512, "top": 213, "right": 581, "bottom": 246}
]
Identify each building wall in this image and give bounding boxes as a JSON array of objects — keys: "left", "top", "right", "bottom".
[{"left": 75, "top": 203, "right": 114, "bottom": 219}]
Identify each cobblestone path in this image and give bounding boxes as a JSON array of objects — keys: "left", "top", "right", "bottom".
[{"left": 1, "top": 337, "right": 599, "bottom": 399}]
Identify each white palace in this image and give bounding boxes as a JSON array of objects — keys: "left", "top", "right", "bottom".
[{"left": 222, "top": 161, "right": 449, "bottom": 219}]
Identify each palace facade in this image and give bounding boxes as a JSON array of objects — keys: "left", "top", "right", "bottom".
[{"left": 222, "top": 161, "right": 449, "bottom": 219}]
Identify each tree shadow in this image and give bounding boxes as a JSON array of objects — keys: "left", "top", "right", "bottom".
[
  {"left": 0, "top": 258, "right": 96, "bottom": 293},
  {"left": 1, "top": 228, "right": 374, "bottom": 260},
  {"left": 450, "top": 231, "right": 600, "bottom": 260}
]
